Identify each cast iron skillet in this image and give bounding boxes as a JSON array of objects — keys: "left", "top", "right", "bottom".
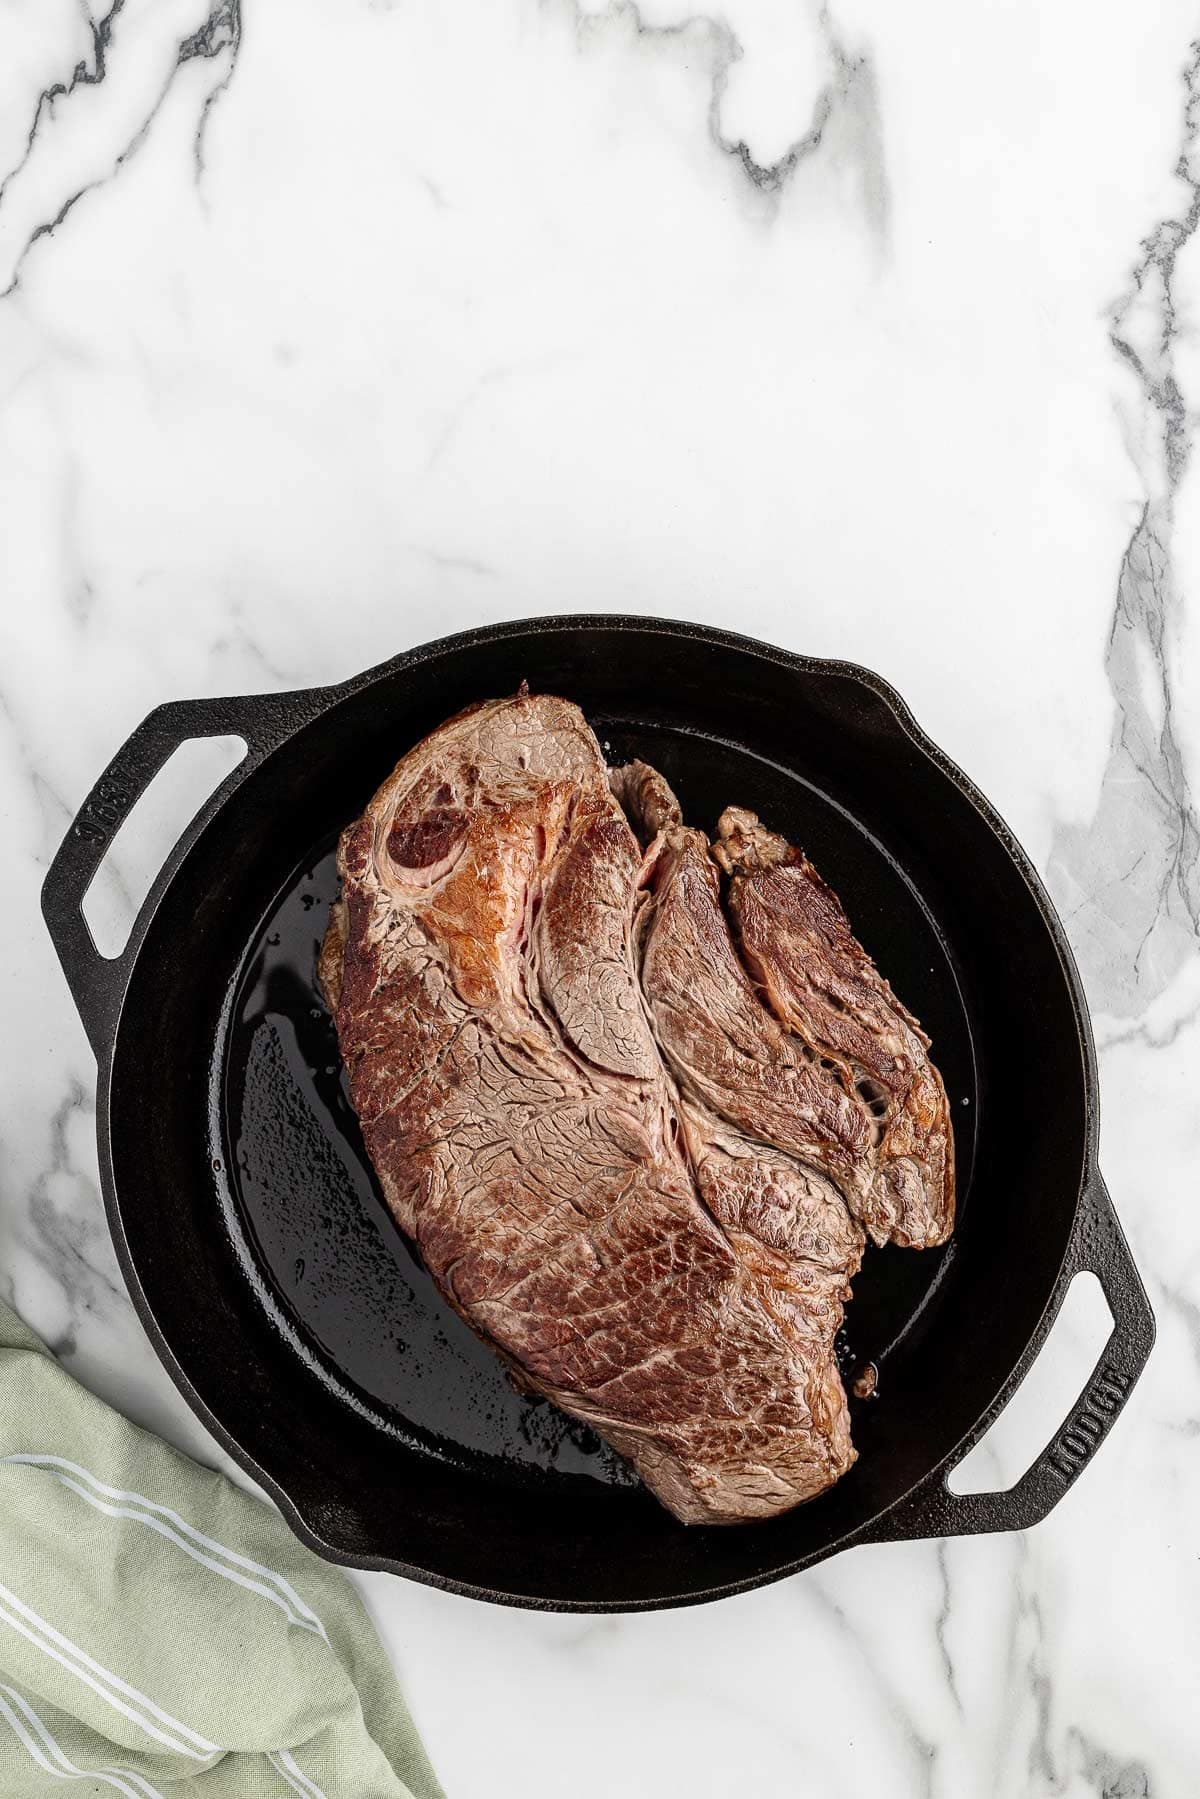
[{"left": 42, "top": 617, "right": 1154, "bottom": 1611}]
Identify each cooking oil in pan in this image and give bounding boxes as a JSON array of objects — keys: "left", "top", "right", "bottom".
[{"left": 224, "top": 842, "right": 637, "bottom": 1489}]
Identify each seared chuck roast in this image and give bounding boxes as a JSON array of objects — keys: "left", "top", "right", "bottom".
[{"left": 319, "top": 693, "right": 954, "bottom": 1524}]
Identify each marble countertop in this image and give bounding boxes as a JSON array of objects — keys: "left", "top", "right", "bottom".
[{"left": 2, "top": 1, "right": 1198, "bottom": 1793}]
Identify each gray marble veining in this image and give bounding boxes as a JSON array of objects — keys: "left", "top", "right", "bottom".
[
  {"left": 1049, "top": 44, "right": 1200, "bottom": 1026},
  {"left": 1, "top": 2, "right": 1197, "bottom": 1793}
]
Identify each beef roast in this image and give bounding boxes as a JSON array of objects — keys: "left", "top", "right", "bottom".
[{"left": 319, "top": 693, "right": 954, "bottom": 1524}]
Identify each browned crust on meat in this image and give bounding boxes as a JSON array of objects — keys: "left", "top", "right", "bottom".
[
  {"left": 318, "top": 695, "right": 955, "bottom": 1524},
  {"left": 713, "top": 807, "right": 955, "bottom": 1248}
]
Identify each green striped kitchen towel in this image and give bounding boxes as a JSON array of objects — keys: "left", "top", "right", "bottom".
[{"left": 0, "top": 1298, "right": 444, "bottom": 1798}]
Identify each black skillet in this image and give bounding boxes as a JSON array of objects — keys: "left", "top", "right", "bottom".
[{"left": 42, "top": 617, "right": 1154, "bottom": 1610}]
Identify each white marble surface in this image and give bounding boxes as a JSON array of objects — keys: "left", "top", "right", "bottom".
[{"left": 2, "top": 0, "right": 1198, "bottom": 1792}]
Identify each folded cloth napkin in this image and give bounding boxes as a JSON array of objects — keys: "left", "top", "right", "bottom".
[{"left": 0, "top": 1299, "right": 444, "bottom": 1798}]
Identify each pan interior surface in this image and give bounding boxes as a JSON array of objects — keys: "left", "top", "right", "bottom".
[{"left": 219, "top": 715, "right": 978, "bottom": 1496}]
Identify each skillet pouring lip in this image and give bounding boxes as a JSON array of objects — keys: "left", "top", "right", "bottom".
[{"left": 45, "top": 614, "right": 1152, "bottom": 1610}]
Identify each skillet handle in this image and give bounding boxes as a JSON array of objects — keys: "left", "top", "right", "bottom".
[
  {"left": 41, "top": 692, "right": 317, "bottom": 1060},
  {"left": 865, "top": 1170, "right": 1154, "bottom": 1545}
]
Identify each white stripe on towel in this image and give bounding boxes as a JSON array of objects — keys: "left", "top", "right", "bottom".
[
  {"left": 36, "top": 1471, "right": 325, "bottom": 1639},
  {"left": 0, "top": 1683, "right": 165, "bottom": 1798},
  {"left": 276, "top": 1746, "right": 329, "bottom": 1799},
  {"left": 0, "top": 1581, "right": 218, "bottom": 1760},
  {"left": 0, "top": 1685, "right": 167, "bottom": 1798},
  {"left": 269, "top": 1748, "right": 318, "bottom": 1798},
  {"left": 2, "top": 1454, "right": 327, "bottom": 1639}
]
